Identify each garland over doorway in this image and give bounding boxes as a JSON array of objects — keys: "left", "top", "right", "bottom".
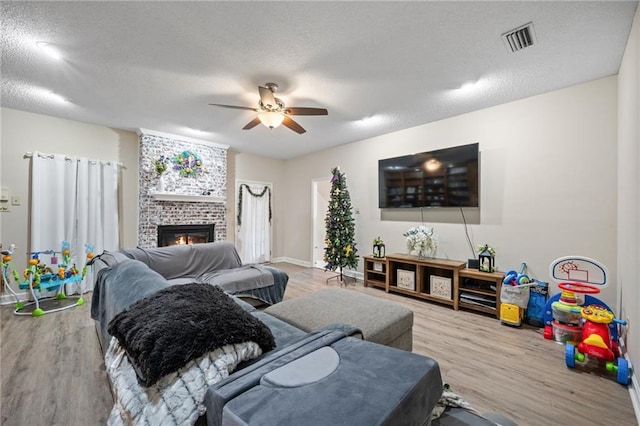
[{"left": 237, "top": 184, "right": 272, "bottom": 226}]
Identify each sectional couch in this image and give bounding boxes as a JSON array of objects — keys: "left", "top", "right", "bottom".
[{"left": 90, "top": 241, "right": 513, "bottom": 426}]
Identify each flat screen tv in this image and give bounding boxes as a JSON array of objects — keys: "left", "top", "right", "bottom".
[{"left": 378, "top": 143, "right": 479, "bottom": 208}]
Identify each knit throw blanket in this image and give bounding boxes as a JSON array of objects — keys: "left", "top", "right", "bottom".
[
  {"left": 106, "top": 337, "right": 262, "bottom": 425},
  {"left": 431, "top": 383, "right": 476, "bottom": 419},
  {"left": 104, "top": 283, "right": 275, "bottom": 425}
]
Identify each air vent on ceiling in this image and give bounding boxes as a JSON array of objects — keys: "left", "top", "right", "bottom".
[{"left": 502, "top": 22, "right": 536, "bottom": 53}]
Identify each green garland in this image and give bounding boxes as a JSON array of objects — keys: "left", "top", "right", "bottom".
[{"left": 237, "top": 184, "right": 272, "bottom": 226}]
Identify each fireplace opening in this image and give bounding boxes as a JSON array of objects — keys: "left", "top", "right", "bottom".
[{"left": 157, "top": 224, "right": 215, "bottom": 247}]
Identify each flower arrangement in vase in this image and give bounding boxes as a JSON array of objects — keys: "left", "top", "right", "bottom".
[
  {"left": 153, "top": 155, "right": 169, "bottom": 192},
  {"left": 404, "top": 225, "right": 438, "bottom": 258},
  {"left": 154, "top": 155, "right": 169, "bottom": 175}
]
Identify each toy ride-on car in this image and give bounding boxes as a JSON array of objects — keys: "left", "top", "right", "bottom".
[{"left": 565, "top": 304, "right": 631, "bottom": 385}]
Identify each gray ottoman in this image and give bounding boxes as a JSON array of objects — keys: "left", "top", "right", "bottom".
[
  {"left": 264, "top": 288, "right": 413, "bottom": 351},
  {"left": 206, "top": 327, "right": 441, "bottom": 426}
]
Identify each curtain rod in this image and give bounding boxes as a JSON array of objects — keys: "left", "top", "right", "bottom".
[{"left": 24, "top": 151, "right": 126, "bottom": 169}]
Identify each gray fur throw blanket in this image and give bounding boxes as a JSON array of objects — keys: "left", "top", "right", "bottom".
[{"left": 108, "top": 283, "right": 275, "bottom": 387}]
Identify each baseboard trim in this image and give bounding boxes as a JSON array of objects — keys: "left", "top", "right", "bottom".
[
  {"left": 270, "top": 258, "right": 364, "bottom": 281},
  {"left": 627, "top": 355, "right": 640, "bottom": 424},
  {"left": 0, "top": 291, "right": 26, "bottom": 306},
  {"left": 271, "top": 257, "right": 312, "bottom": 267}
]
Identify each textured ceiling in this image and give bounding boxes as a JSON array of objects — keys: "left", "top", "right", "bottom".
[{"left": 1, "top": 1, "right": 637, "bottom": 159}]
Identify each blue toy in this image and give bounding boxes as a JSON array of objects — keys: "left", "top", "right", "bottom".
[
  {"left": 503, "top": 262, "right": 534, "bottom": 286},
  {"left": 500, "top": 263, "right": 537, "bottom": 326}
]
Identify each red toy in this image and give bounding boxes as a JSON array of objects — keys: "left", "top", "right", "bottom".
[{"left": 565, "top": 304, "right": 631, "bottom": 385}]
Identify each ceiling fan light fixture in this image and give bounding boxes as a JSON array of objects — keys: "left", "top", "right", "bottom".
[
  {"left": 210, "top": 83, "right": 326, "bottom": 134},
  {"left": 258, "top": 111, "right": 285, "bottom": 129}
]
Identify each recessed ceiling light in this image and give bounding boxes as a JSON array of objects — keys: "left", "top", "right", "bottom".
[
  {"left": 354, "top": 115, "right": 383, "bottom": 126},
  {"left": 36, "top": 41, "right": 62, "bottom": 60},
  {"left": 457, "top": 80, "right": 482, "bottom": 92},
  {"left": 452, "top": 78, "right": 492, "bottom": 96},
  {"left": 458, "top": 81, "right": 477, "bottom": 91},
  {"left": 46, "top": 91, "right": 69, "bottom": 103}
]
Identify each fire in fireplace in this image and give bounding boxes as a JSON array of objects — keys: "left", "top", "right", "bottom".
[{"left": 157, "top": 224, "right": 215, "bottom": 247}]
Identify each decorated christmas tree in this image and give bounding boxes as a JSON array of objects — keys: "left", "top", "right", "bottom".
[{"left": 324, "top": 166, "right": 359, "bottom": 283}]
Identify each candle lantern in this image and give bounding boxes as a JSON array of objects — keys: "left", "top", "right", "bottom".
[
  {"left": 478, "top": 244, "right": 495, "bottom": 272},
  {"left": 373, "top": 237, "right": 385, "bottom": 258}
]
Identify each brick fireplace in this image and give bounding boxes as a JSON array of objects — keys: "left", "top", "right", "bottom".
[{"left": 137, "top": 129, "right": 229, "bottom": 248}]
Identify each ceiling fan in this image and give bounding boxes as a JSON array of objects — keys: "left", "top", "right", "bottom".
[{"left": 209, "top": 83, "right": 328, "bottom": 134}]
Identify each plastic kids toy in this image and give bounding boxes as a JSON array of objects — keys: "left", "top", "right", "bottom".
[
  {"left": 543, "top": 256, "right": 611, "bottom": 343},
  {"left": 16, "top": 241, "right": 93, "bottom": 316},
  {"left": 565, "top": 304, "right": 631, "bottom": 385},
  {"left": 1, "top": 243, "right": 25, "bottom": 310},
  {"left": 500, "top": 263, "right": 537, "bottom": 326}
]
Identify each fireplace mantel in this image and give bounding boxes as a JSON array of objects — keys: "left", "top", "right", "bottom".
[{"left": 150, "top": 191, "right": 225, "bottom": 203}]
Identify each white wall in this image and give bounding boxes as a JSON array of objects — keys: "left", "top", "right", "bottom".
[
  {"left": 281, "top": 76, "right": 619, "bottom": 307},
  {"left": 2, "top": 76, "right": 622, "bottom": 311},
  {"left": 0, "top": 108, "right": 139, "bottom": 273},
  {"left": 617, "top": 4, "right": 640, "bottom": 415}
]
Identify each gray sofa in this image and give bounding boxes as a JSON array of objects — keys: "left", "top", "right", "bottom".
[
  {"left": 120, "top": 242, "right": 287, "bottom": 305},
  {"left": 91, "top": 241, "right": 289, "bottom": 351},
  {"left": 90, "top": 242, "right": 513, "bottom": 426}
]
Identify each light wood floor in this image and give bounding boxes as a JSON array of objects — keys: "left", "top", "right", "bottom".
[{"left": 1, "top": 263, "right": 637, "bottom": 425}]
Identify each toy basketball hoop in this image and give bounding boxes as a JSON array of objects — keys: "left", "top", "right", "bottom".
[
  {"left": 557, "top": 281, "right": 601, "bottom": 294},
  {"left": 549, "top": 256, "right": 608, "bottom": 288},
  {"left": 544, "top": 256, "right": 614, "bottom": 343},
  {"left": 549, "top": 256, "right": 608, "bottom": 307}
]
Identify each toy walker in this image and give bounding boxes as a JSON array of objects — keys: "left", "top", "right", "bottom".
[
  {"left": 543, "top": 256, "right": 631, "bottom": 385},
  {"left": 565, "top": 304, "right": 630, "bottom": 385}
]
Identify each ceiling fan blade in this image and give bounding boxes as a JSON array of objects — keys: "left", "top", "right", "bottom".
[
  {"left": 258, "top": 86, "right": 277, "bottom": 109},
  {"left": 282, "top": 116, "right": 306, "bottom": 134},
  {"left": 284, "top": 107, "right": 328, "bottom": 116},
  {"left": 209, "top": 103, "right": 257, "bottom": 112},
  {"left": 242, "top": 117, "right": 262, "bottom": 130}
]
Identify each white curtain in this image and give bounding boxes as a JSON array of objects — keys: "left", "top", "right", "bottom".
[
  {"left": 30, "top": 152, "right": 120, "bottom": 294},
  {"left": 237, "top": 183, "right": 271, "bottom": 264}
]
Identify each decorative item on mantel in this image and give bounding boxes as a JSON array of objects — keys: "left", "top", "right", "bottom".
[
  {"left": 372, "top": 236, "right": 385, "bottom": 258},
  {"left": 154, "top": 155, "right": 169, "bottom": 192},
  {"left": 404, "top": 225, "right": 438, "bottom": 258},
  {"left": 478, "top": 244, "right": 496, "bottom": 272},
  {"left": 172, "top": 150, "right": 203, "bottom": 178}
]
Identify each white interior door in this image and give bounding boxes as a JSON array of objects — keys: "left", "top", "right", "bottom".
[
  {"left": 312, "top": 178, "right": 331, "bottom": 269},
  {"left": 236, "top": 180, "right": 273, "bottom": 264}
]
